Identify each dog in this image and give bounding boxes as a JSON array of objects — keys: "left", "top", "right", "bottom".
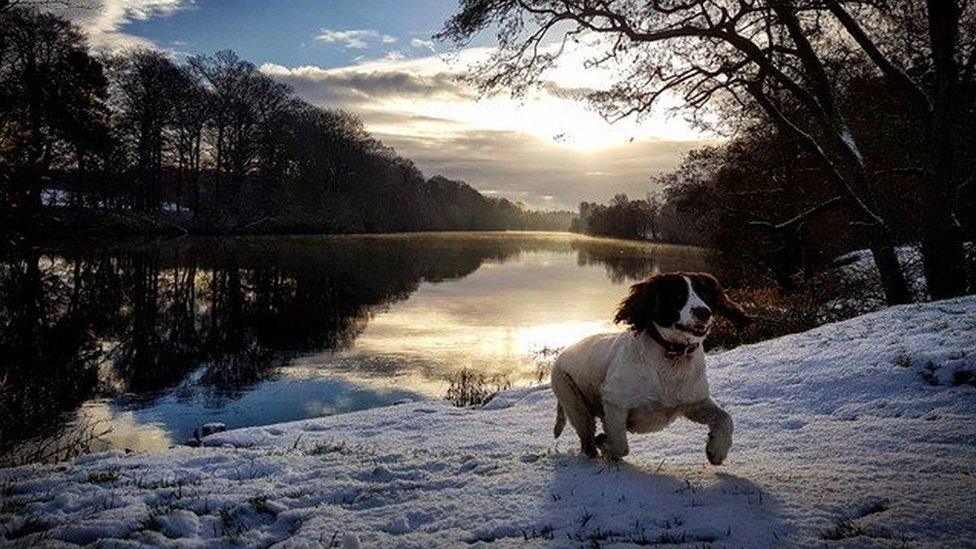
[{"left": 551, "top": 272, "right": 750, "bottom": 464}]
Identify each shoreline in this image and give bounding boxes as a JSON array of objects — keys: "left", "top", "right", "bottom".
[{"left": 8, "top": 230, "right": 713, "bottom": 256}]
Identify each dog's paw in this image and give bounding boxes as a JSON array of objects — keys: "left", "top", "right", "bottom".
[
  {"left": 595, "top": 434, "right": 629, "bottom": 461},
  {"left": 706, "top": 430, "right": 732, "bottom": 465}
]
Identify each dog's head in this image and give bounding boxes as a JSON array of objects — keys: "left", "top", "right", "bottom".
[{"left": 614, "top": 272, "right": 750, "bottom": 345}]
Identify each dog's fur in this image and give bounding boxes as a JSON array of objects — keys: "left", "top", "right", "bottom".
[{"left": 551, "top": 272, "right": 749, "bottom": 464}]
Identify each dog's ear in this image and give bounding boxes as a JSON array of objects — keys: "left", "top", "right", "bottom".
[
  {"left": 689, "top": 273, "right": 752, "bottom": 329},
  {"left": 614, "top": 275, "right": 661, "bottom": 334}
]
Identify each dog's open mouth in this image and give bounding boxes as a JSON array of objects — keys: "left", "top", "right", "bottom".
[{"left": 676, "top": 324, "right": 710, "bottom": 337}]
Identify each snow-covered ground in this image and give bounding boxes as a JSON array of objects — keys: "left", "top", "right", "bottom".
[
  {"left": 829, "top": 243, "right": 974, "bottom": 312},
  {"left": 826, "top": 246, "right": 928, "bottom": 315},
  {"left": 2, "top": 297, "right": 975, "bottom": 547}
]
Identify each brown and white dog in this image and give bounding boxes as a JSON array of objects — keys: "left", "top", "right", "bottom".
[{"left": 551, "top": 272, "right": 750, "bottom": 464}]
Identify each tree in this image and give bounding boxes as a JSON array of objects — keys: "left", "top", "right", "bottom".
[
  {"left": 188, "top": 51, "right": 294, "bottom": 212},
  {"left": 643, "top": 192, "right": 661, "bottom": 240},
  {"left": 572, "top": 194, "right": 660, "bottom": 240},
  {"left": 1, "top": 9, "right": 573, "bottom": 237},
  {"left": 821, "top": 1, "right": 972, "bottom": 297},
  {"left": 0, "top": 6, "right": 109, "bottom": 224},
  {"left": 0, "top": 0, "right": 85, "bottom": 13},
  {"left": 169, "top": 65, "right": 210, "bottom": 212},
  {"left": 187, "top": 50, "right": 249, "bottom": 205},
  {"left": 439, "top": 0, "right": 974, "bottom": 303},
  {"left": 107, "top": 48, "right": 183, "bottom": 211}
]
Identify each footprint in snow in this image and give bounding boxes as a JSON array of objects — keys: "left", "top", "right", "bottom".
[
  {"left": 781, "top": 419, "right": 807, "bottom": 430},
  {"left": 382, "top": 516, "right": 412, "bottom": 535}
]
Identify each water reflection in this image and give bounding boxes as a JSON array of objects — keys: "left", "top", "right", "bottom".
[{"left": 0, "top": 233, "right": 715, "bottom": 464}]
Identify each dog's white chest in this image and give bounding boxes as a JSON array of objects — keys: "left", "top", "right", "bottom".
[
  {"left": 601, "top": 341, "right": 710, "bottom": 409},
  {"left": 602, "top": 360, "right": 657, "bottom": 408}
]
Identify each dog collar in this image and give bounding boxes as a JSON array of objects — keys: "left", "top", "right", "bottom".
[{"left": 648, "top": 326, "right": 700, "bottom": 359}]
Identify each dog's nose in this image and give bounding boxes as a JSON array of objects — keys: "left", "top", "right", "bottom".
[{"left": 691, "top": 306, "right": 712, "bottom": 323}]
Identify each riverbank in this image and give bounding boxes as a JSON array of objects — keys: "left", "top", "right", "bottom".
[{"left": 2, "top": 296, "right": 974, "bottom": 546}]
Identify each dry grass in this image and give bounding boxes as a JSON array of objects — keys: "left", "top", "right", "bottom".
[
  {"left": 444, "top": 369, "right": 512, "bottom": 407},
  {"left": 705, "top": 286, "right": 825, "bottom": 351}
]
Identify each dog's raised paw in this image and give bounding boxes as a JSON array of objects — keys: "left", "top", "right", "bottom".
[{"left": 705, "top": 431, "right": 731, "bottom": 465}]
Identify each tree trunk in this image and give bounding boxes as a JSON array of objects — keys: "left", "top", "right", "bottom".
[
  {"left": 919, "top": 0, "right": 969, "bottom": 298},
  {"left": 745, "top": 81, "right": 912, "bottom": 305},
  {"left": 868, "top": 233, "right": 911, "bottom": 305},
  {"left": 919, "top": 218, "right": 967, "bottom": 299}
]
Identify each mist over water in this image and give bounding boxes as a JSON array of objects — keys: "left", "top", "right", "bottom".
[{"left": 0, "top": 233, "right": 719, "bottom": 463}]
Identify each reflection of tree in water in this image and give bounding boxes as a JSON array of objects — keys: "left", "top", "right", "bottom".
[
  {"left": 576, "top": 248, "right": 658, "bottom": 284},
  {"left": 0, "top": 250, "right": 104, "bottom": 463},
  {"left": 0, "top": 236, "right": 563, "bottom": 461},
  {"left": 571, "top": 239, "right": 714, "bottom": 284}
]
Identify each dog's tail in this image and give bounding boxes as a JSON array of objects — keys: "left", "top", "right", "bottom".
[{"left": 553, "top": 403, "right": 566, "bottom": 439}]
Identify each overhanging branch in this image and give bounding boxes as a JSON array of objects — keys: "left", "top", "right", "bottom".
[
  {"left": 747, "top": 195, "right": 843, "bottom": 232},
  {"left": 826, "top": 0, "right": 932, "bottom": 113}
]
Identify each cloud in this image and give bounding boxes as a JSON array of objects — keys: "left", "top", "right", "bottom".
[
  {"left": 53, "top": 2, "right": 708, "bottom": 210},
  {"left": 58, "top": 0, "right": 192, "bottom": 50},
  {"left": 262, "top": 49, "right": 710, "bottom": 210},
  {"left": 410, "top": 38, "right": 436, "bottom": 53},
  {"left": 260, "top": 62, "right": 475, "bottom": 104},
  {"left": 314, "top": 28, "right": 397, "bottom": 49},
  {"left": 376, "top": 129, "right": 704, "bottom": 210}
]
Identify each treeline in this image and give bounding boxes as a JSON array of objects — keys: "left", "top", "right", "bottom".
[
  {"left": 570, "top": 194, "right": 660, "bottom": 240},
  {"left": 0, "top": 7, "right": 571, "bottom": 237}
]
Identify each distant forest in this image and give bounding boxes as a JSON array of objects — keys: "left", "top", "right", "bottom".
[{"left": 0, "top": 7, "right": 573, "bottom": 238}]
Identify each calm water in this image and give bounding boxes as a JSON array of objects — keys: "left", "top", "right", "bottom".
[{"left": 0, "top": 232, "right": 718, "bottom": 462}]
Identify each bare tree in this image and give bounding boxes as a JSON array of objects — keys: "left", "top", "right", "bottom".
[
  {"left": 823, "top": 0, "right": 972, "bottom": 298},
  {"left": 439, "top": 0, "right": 971, "bottom": 303},
  {"left": 168, "top": 65, "right": 209, "bottom": 212},
  {"left": 643, "top": 192, "right": 662, "bottom": 240},
  {"left": 187, "top": 50, "right": 247, "bottom": 204},
  {"left": 1, "top": 7, "right": 576, "bottom": 237},
  {"left": 107, "top": 48, "right": 184, "bottom": 211},
  {"left": 188, "top": 51, "right": 293, "bottom": 211},
  {"left": 0, "top": 6, "right": 108, "bottom": 222}
]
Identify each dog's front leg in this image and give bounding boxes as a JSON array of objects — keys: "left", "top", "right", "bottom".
[
  {"left": 597, "top": 403, "right": 630, "bottom": 460},
  {"left": 682, "top": 399, "right": 733, "bottom": 465}
]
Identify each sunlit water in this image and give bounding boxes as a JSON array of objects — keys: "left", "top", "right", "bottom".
[{"left": 0, "top": 232, "right": 718, "bottom": 460}]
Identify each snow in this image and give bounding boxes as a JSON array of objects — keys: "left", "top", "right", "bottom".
[
  {"left": 831, "top": 243, "right": 974, "bottom": 311},
  {"left": 829, "top": 245, "right": 927, "bottom": 313},
  {"left": 2, "top": 297, "right": 975, "bottom": 547}
]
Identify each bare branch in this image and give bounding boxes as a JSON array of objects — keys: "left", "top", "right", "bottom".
[
  {"left": 874, "top": 167, "right": 924, "bottom": 178},
  {"left": 747, "top": 195, "right": 842, "bottom": 231},
  {"left": 825, "top": 0, "right": 932, "bottom": 112},
  {"left": 745, "top": 78, "right": 885, "bottom": 227}
]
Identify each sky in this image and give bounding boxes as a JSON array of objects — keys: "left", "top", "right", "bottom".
[{"left": 62, "top": 0, "right": 711, "bottom": 210}]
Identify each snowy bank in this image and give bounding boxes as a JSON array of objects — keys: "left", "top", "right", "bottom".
[{"left": 2, "top": 297, "right": 975, "bottom": 547}]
